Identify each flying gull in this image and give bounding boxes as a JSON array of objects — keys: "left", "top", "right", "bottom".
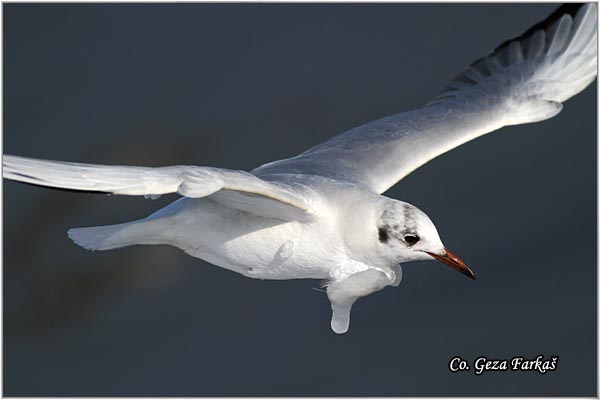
[{"left": 4, "top": 4, "right": 597, "bottom": 333}]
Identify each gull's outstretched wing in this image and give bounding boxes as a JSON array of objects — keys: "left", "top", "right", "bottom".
[
  {"left": 253, "top": 4, "right": 597, "bottom": 194},
  {"left": 3, "top": 155, "right": 314, "bottom": 221}
]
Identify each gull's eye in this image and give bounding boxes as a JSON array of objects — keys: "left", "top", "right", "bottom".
[{"left": 404, "top": 234, "right": 420, "bottom": 245}]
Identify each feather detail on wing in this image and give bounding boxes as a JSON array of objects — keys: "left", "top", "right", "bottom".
[
  {"left": 253, "top": 3, "right": 597, "bottom": 194},
  {"left": 430, "top": 3, "right": 597, "bottom": 108},
  {"left": 3, "top": 154, "right": 314, "bottom": 221}
]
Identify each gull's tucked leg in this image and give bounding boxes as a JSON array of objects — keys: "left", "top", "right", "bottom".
[{"left": 326, "top": 269, "right": 392, "bottom": 334}]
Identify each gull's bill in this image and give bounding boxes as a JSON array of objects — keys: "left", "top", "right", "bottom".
[{"left": 426, "top": 248, "right": 476, "bottom": 281}]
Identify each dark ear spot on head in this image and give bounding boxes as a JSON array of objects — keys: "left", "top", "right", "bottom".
[{"left": 378, "top": 227, "right": 389, "bottom": 243}]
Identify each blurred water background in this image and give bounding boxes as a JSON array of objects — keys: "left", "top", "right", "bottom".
[{"left": 3, "top": 3, "right": 596, "bottom": 396}]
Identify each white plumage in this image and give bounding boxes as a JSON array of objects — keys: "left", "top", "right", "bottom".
[
  {"left": 3, "top": 4, "right": 597, "bottom": 333},
  {"left": 255, "top": 4, "right": 597, "bottom": 193}
]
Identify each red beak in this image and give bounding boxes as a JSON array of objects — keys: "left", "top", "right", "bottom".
[{"left": 426, "top": 248, "right": 476, "bottom": 280}]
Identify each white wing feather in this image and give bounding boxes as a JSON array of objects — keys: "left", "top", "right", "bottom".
[
  {"left": 3, "top": 154, "right": 313, "bottom": 220},
  {"left": 253, "top": 4, "right": 597, "bottom": 194}
]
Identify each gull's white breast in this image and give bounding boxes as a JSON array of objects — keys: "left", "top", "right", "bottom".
[{"left": 156, "top": 196, "right": 340, "bottom": 280}]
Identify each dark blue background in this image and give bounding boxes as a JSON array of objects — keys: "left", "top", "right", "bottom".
[{"left": 4, "top": 3, "right": 596, "bottom": 396}]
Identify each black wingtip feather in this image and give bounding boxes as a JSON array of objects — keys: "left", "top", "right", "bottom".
[
  {"left": 521, "top": 3, "right": 586, "bottom": 38},
  {"left": 430, "top": 3, "right": 594, "bottom": 104},
  {"left": 5, "top": 178, "right": 112, "bottom": 195},
  {"left": 495, "top": 3, "right": 587, "bottom": 53}
]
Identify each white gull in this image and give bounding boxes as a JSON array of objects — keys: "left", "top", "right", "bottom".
[{"left": 4, "top": 4, "right": 597, "bottom": 333}]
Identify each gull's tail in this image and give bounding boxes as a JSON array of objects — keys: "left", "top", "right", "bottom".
[
  {"left": 66, "top": 198, "right": 190, "bottom": 251},
  {"left": 68, "top": 222, "right": 140, "bottom": 251},
  {"left": 67, "top": 210, "right": 181, "bottom": 251},
  {"left": 68, "top": 224, "right": 125, "bottom": 251}
]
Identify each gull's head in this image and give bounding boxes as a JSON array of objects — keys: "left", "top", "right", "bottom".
[{"left": 375, "top": 199, "right": 476, "bottom": 280}]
